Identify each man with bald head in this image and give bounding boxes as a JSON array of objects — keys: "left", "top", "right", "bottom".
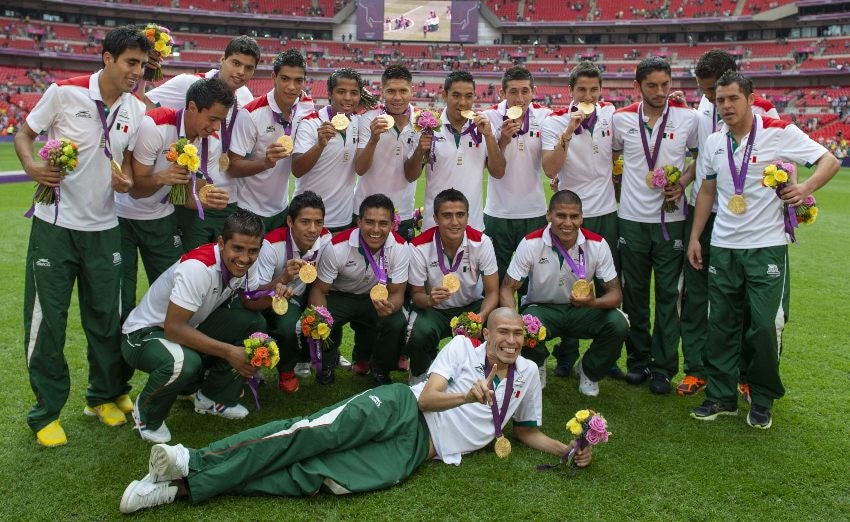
[{"left": 120, "top": 307, "right": 592, "bottom": 512}]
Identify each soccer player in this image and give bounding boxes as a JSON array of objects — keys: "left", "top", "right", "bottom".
[
  {"left": 118, "top": 308, "right": 592, "bottom": 513},
  {"left": 15, "top": 26, "right": 150, "bottom": 447},
  {"left": 251, "top": 191, "right": 331, "bottom": 393},
  {"left": 482, "top": 66, "right": 551, "bottom": 283},
  {"left": 228, "top": 49, "right": 315, "bottom": 232},
  {"left": 406, "top": 189, "right": 499, "bottom": 383},
  {"left": 541, "top": 60, "right": 622, "bottom": 379},
  {"left": 500, "top": 191, "right": 628, "bottom": 397},
  {"left": 308, "top": 194, "right": 409, "bottom": 386},
  {"left": 688, "top": 71, "right": 838, "bottom": 429},
  {"left": 121, "top": 78, "right": 234, "bottom": 322},
  {"left": 354, "top": 64, "right": 419, "bottom": 241},
  {"left": 405, "top": 71, "right": 506, "bottom": 230},
  {"left": 122, "top": 209, "right": 269, "bottom": 443},
  {"left": 612, "top": 57, "right": 698, "bottom": 395},
  {"left": 676, "top": 49, "right": 780, "bottom": 399},
  {"left": 292, "top": 68, "right": 373, "bottom": 233}
]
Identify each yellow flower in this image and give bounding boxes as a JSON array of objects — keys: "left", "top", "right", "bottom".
[
  {"left": 187, "top": 156, "right": 201, "bottom": 173},
  {"left": 575, "top": 409, "right": 591, "bottom": 422},
  {"left": 538, "top": 326, "right": 547, "bottom": 341},
  {"left": 774, "top": 169, "right": 789, "bottom": 183},
  {"left": 154, "top": 40, "right": 166, "bottom": 53},
  {"left": 763, "top": 174, "right": 776, "bottom": 188},
  {"left": 450, "top": 317, "right": 459, "bottom": 328},
  {"left": 63, "top": 145, "right": 74, "bottom": 156},
  {"left": 566, "top": 418, "right": 583, "bottom": 436},
  {"left": 162, "top": 45, "right": 172, "bottom": 57},
  {"left": 183, "top": 143, "right": 198, "bottom": 155},
  {"left": 317, "top": 323, "right": 330, "bottom": 339},
  {"left": 177, "top": 153, "right": 190, "bottom": 166},
  {"left": 763, "top": 164, "right": 777, "bottom": 175}
]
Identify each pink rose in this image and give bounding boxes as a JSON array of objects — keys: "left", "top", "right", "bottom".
[
  {"left": 803, "top": 195, "right": 816, "bottom": 206},
  {"left": 584, "top": 428, "right": 602, "bottom": 445},
  {"left": 587, "top": 415, "right": 607, "bottom": 432}
]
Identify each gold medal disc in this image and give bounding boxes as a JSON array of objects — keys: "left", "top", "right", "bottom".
[
  {"left": 276, "top": 134, "right": 294, "bottom": 154},
  {"left": 442, "top": 273, "right": 461, "bottom": 293},
  {"left": 382, "top": 114, "right": 395, "bottom": 129},
  {"left": 645, "top": 171, "right": 657, "bottom": 189},
  {"left": 369, "top": 283, "right": 389, "bottom": 301},
  {"left": 271, "top": 295, "right": 288, "bottom": 315},
  {"left": 572, "top": 279, "right": 593, "bottom": 298},
  {"left": 577, "top": 102, "right": 595, "bottom": 115},
  {"left": 111, "top": 159, "right": 123, "bottom": 178},
  {"left": 494, "top": 435, "right": 512, "bottom": 459},
  {"left": 331, "top": 114, "right": 350, "bottom": 131},
  {"left": 218, "top": 154, "right": 230, "bottom": 172},
  {"left": 728, "top": 194, "right": 747, "bottom": 215},
  {"left": 506, "top": 106, "right": 523, "bottom": 120},
  {"left": 198, "top": 183, "right": 216, "bottom": 205},
  {"left": 298, "top": 263, "right": 317, "bottom": 283},
  {"left": 460, "top": 110, "right": 476, "bottom": 120}
]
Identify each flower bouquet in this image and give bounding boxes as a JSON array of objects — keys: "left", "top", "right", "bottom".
[
  {"left": 537, "top": 409, "right": 611, "bottom": 475},
  {"left": 32, "top": 138, "right": 78, "bottom": 206},
  {"left": 242, "top": 332, "right": 280, "bottom": 409},
  {"left": 392, "top": 208, "right": 401, "bottom": 232},
  {"left": 299, "top": 305, "right": 334, "bottom": 373},
  {"left": 166, "top": 138, "right": 201, "bottom": 206},
  {"left": 646, "top": 164, "right": 682, "bottom": 213},
  {"left": 795, "top": 195, "right": 818, "bottom": 225},
  {"left": 521, "top": 314, "right": 547, "bottom": 349},
  {"left": 762, "top": 160, "right": 801, "bottom": 241},
  {"left": 413, "top": 109, "right": 444, "bottom": 169},
  {"left": 143, "top": 24, "right": 173, "bottom": 82},
  {"left": 412, "top": 207, "right": 425, "bottom": 233},
  {"left": 612, "top": 156, "right": 624, "bottom": 202},
  {"left": 450, "top": 311, "right": 483, "bottom": 347}
]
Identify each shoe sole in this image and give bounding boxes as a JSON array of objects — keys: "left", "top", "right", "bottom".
[
  {"left": 691, "top": 410, "right": 738, "bottom": 421},
  {"left": 193, "top": 407, "right": 247, "bottom": 420},
  {"left": 746, "top": 415, "right": 773, "bottom": 430},
  {"left": 149, "top": 444, "right": 183, "bottom": 482},
  {"left": 119, "top": 480, "right": 143, "bottom": 514}
]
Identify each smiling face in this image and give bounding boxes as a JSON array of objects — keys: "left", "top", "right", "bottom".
[
  {"left": 219, "top": 52, "right": 258, "bottom": 92},
  {"left": 635, "top": 69, "right": 671, "bottom": 110},
  {"left": 382, "top": 78, "right": 412, "bottom": 115},
  {"left": 273, "top": 65, "right": 306, "bottom": 108},
  {"left": 570, "top": 75, "right": 602, "bottom": 105},
  {"left": 434, "top": 200, "right": 468, "bottom": 246},
  {"left": 358, "top": 206, "right": 393, "bottom": 252},
  {"left": 102, "top": 47, "right": 148, "bottom": 94},
  {"left": 287, "top": 207, "right": 324, "bottom": 252},
  {"left": 501, "top": 79, "right": 535, "bottom": 114},
  {"left": 445, "top": 80, "right": 475, "bottom": 121},
  {"left": 483, "top": 313, "right": 526, "bottom": 366},
  {"left": 330, "top": 77, "right": 361, "bottom": 114},
  {"left": 186, "top": 100, "right": 229, "bottom": 139},
  {"left": 218, "top": 232, "right": 262, "bottom": 278},
  {"left": 547, "top": 202, "right": 583, "bottom": 247}
]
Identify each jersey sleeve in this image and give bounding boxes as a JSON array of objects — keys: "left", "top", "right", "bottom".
[
  {"left": 228, "top": 107, "right": 257, "bottom": 158},
  {"left": 388, "top": 242, "right": 410, "bottom": 284},
  {"left": 293, "top": 117, "right": 318, "bottom": 154},
  {"left": 357, "top": 112, "right": 374, "bottom": 150},
  {"left": 170, "top": 261, "right": 210, "bottom": 312},
  {"left": 506, "top": 238, "right": 535, "bottom": 282},
  {"left": 780, "top": 124, "right": 829, "bottom": 167},
  {"left": 254, "top": 240, "right": 279, "bottom": 286},
  {"left": 25, "top": 83, "right": 61, "bottom": 135},
  {"left": 478, "top": 235, "right": 499, "bottom": 277},
  {"left": 511, "top": 363, "right": 543, "bottom": 426},
  {"left": 541, "top": 116, "right": 562, "bottom": 151},
  {"left": 133, "top": 116, "right": 164, "bottom": 166},
  {"left": 146, "top": 75, "right": 192, "bottom": 109},
  {"left": 427, "top": 335, "right": 467, "bottom": 381},
  {"left": 685, "top": 110, "right": 700, "bottom": 151},
  {"left": 592, "top": 241, "right": 618, "bottom": 283},
  {"left": 611, "top": 113, "right": 624, "bottom": 151},
  {"left": 315, "top": 242, "right": 339, "bottom": 285},
  {"left": 697, "top": 137, "right": 718, "bottom": 181},
  {"left": 408, "top": 244, "right": 429, "bottom": 287}
]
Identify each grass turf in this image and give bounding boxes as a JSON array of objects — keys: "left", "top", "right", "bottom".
[{"left": 0, "top": 139, "right": 848, "bottom": 519}]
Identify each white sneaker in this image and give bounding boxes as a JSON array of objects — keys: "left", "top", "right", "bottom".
[
  {"left": 408, "top": 372, "right": 428, "bottom": 386},
  {"left": 132, "top": 398, "right": 172, "bottom": 444},
  {"left": 149, "top": 443, "right": 190, "bottom": 482},
  {"left": 575, "top": 360, "right": 599, "bottom": 397},
  {"left": 193, "top": 391, "right": 249, "bottom": 420},
  {"left": 294, "top": 362, "right": 312, "bottom": 378},
  {"left": 119, "top": 479, "right": 177, "bottom": 514},
  {"left": 337, "top": 355, "right": 352, "bottom": 369}
]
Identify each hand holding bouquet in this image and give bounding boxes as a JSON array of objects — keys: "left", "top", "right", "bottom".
[
  {"left": 647, "top": 164, "right": 682, "bottom": 213},
  {"left": 537, "top": 409, "right": 610, "bottom": 475},
  {"left": 762, "top": 161, "right": 803, "bottom": 241},
  {"left": 166, "top": 138, "right": 201, "bottom": 206},
  {"left": 299, "top": 306, "right": 335, "bottom": 373},
  {"left": 32, "top": 138, "right": 78, "bottom": 206},
  {"left": 242, "top": 332, "right": 280, "bottom": 409},
  {"left": 143, "top": 24, "right": 173, "bottom": 82}
]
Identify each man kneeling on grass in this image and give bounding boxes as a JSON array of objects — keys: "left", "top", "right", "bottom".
[{"left": 119, "top": 307, "right": 592, "bottom": 513}]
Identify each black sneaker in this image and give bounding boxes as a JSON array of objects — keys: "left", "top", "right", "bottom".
[
  {"left": 746, "top": 404, "right": 773, "bottom": 430},
  {"left": 371, "top": 368, "right": 393, "bottom": 387},
  {"left": 608, "top": 365, "right": 626, "bottom": 381},
  {"left": 624, "top": 366, "right": 651, "bottom": 385},
  {"left": 691, "top": 400, "right": 738, "bottom": 421},
  {"left": 553, "top": 358, "right": 573, "bottom": 378},
  {"left": 649, "top": 372, "right": 671, "bottom": 395},
  {"left": 316, "top": 365, "right": 335, "bottom": 385}
]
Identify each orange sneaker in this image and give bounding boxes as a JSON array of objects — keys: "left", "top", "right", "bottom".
[
  {"left": 675, "top": 375, "right": 707, "bottom": 397},
  {"left": 278, "top": 372, "right": 300, "bottom": 393},
  {"left": 737, "top": 383, "right": 751, "bottom": 404}
]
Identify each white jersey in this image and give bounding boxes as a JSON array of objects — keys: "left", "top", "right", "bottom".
[
  {"left": 26, "top": 71, "right": 146, "bottom": 231},
  {"left": 292, "top": 107, "right": 360, "bottom": 228},
  {"left": 542, "top": 102, "right": 618, "bottom": 218},
  {"left": 693, "top": 95, "right": 779, "bottom": 208},
  {"left": 482, "top": 101, "right": 551, "bottom": 219},
  {"left": 146, "top": 69, "right": 254, "bottom": 110},
  {"left": 408, "top": 225, "right": 498, "bottom": 309},
  {"left": 698, "top": 115, "right": 826, "bottom": 249},
  {"left": 507, "top": 224, "right": 617, "bottom": 306},
  {"left": 230, "top": 92, "right": 315, "bottom": 217},
  {"left": 254, "top": 225, "right": 331, "bottom": 296},
  {"left": 412, "top": 109, "right": 489, "bottom": 230},
  {"left": 317, "top": 227, "right": 409, "bottom": 295},
  {"left": 612, "top": 101, "right": 699, "bottom": 223},
  {"left": 122, "top": 242, "right": 259, "bottom": 333},
  {"left": 355, "top": 105, "right": 419, "bottom": 221},
  {"left": 410, "top": 335, "right": 542, "bottom": 465}
]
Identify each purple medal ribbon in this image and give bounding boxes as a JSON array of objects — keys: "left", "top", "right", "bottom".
[
  {"left": 726, "top": 115, "right": 757, "bottom": 199},
  {"left": 639, "top": 103, "right": 674, "bottom": 239},
  {"left": 219, "top": 101, "right": 238, "bottom": 154},
  {"left": 459, "top": 121, "right": 482, "bottom": 146},
  {"left": 246, "top": 374, "right": 262, "bottom": 410},
  {"left": 505, "top": 105, "right": 531, "bottom": 137},
  {"left": 308, "top": 335, "right": 323, "bottom": 374},
  {"left": 274, "top": 101, "right": 299, "bottom": 137},
  {"left": 435, "top": 230, "right": 464, "bottom": 275},
  {"left": 570, "top": 104, "right": 598, "bottom": 136},
  {"left": 483, "top": 355, "right": 515, "bottom": 441},
  {"left": 359, "top": 233, "right": 388, "bottom": 285},
  {"left": 285, "top": 228, "right": 319, "bottom": 266},
  {"left": 549, "top": 229, "right": 587, "bottom": 281}
]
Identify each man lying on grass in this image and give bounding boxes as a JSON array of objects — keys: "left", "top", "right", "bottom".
[{"left": 119, "top": 307, "right": 592, "bottom": 513}]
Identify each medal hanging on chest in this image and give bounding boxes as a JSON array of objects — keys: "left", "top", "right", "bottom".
[
  {"left": 435, "top": 230, "right": 464, "bottom": 294},
  {"left": 726, "top": 116, "right": 758, "bottom": 216},
  {"left": 485, "top": 356, "right": 516, "bottom": 459}
]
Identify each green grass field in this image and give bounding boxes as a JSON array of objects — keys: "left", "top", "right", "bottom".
[{"left": 0, "top": 141, "right": 848, "bottom": 520}]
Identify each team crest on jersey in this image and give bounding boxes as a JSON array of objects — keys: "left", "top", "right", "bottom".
[
  {"left": 265, "top": 125, "right": 276, "bottom": 134},
  {"left": 538, "top": 257, "right": 550, "bottom": 264},
  {"left": 627, "top": 128, "right": 638, "bottom": 135},
  {"left": 430, "top": 261, "right": 438, "bottom": 268},
  {"left": 75, "top": 110, "right": 92, "bottom": 119}
]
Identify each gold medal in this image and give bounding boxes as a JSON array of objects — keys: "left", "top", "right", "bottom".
[
  {"left": 271, "top": 295, "right": 288, "bottom": 315},
  {"left": 645, "top": 171, "right": 656, "bottom": 189},
  {"left": 577, "top": 102, "right": 595, "bottom": 115},
  {"left": 111, "top": 159, "right": 123, "bottom": 178},
  {"left": 460, "top": 109, "right": 476, "bottom": 120},
  {"left": 442, "top": 273, "right": 461, "bottom": 293},
  {"left": 506, "top": 106, "right": 523, "bottom": 120},
  {"left": 218, "top": 154, "right": 230, "bottom": 172},
  {"left": 331, "top": 113, "right": 350, "bottom": 131},
  {"left": 382, "top": 114, "right": 395, "bottom": 129},
  {"left": 572, "top": 279, "right": 593, "bottom": 298},
  {"left": 298, "top": 262, "right": 317, "bottom": 283},
  {"left": 276, "top": 134, "right": 294, "bottom": 154},
  {"left": 198, "top": 183, "right": 216, "bottom": 205},
  {"left": 369, "top": 283, "right": 389, "bottom": 301},
  {"left": 494, "top": 435, "right": 512, "bottom": 459},
  {"left": 728, "top": 194, "right": 747, "bottom": 215}
]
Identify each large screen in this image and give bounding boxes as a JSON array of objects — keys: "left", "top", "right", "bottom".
[{"left": 357, "top": 0, "right": 478, "bottom": 43}]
